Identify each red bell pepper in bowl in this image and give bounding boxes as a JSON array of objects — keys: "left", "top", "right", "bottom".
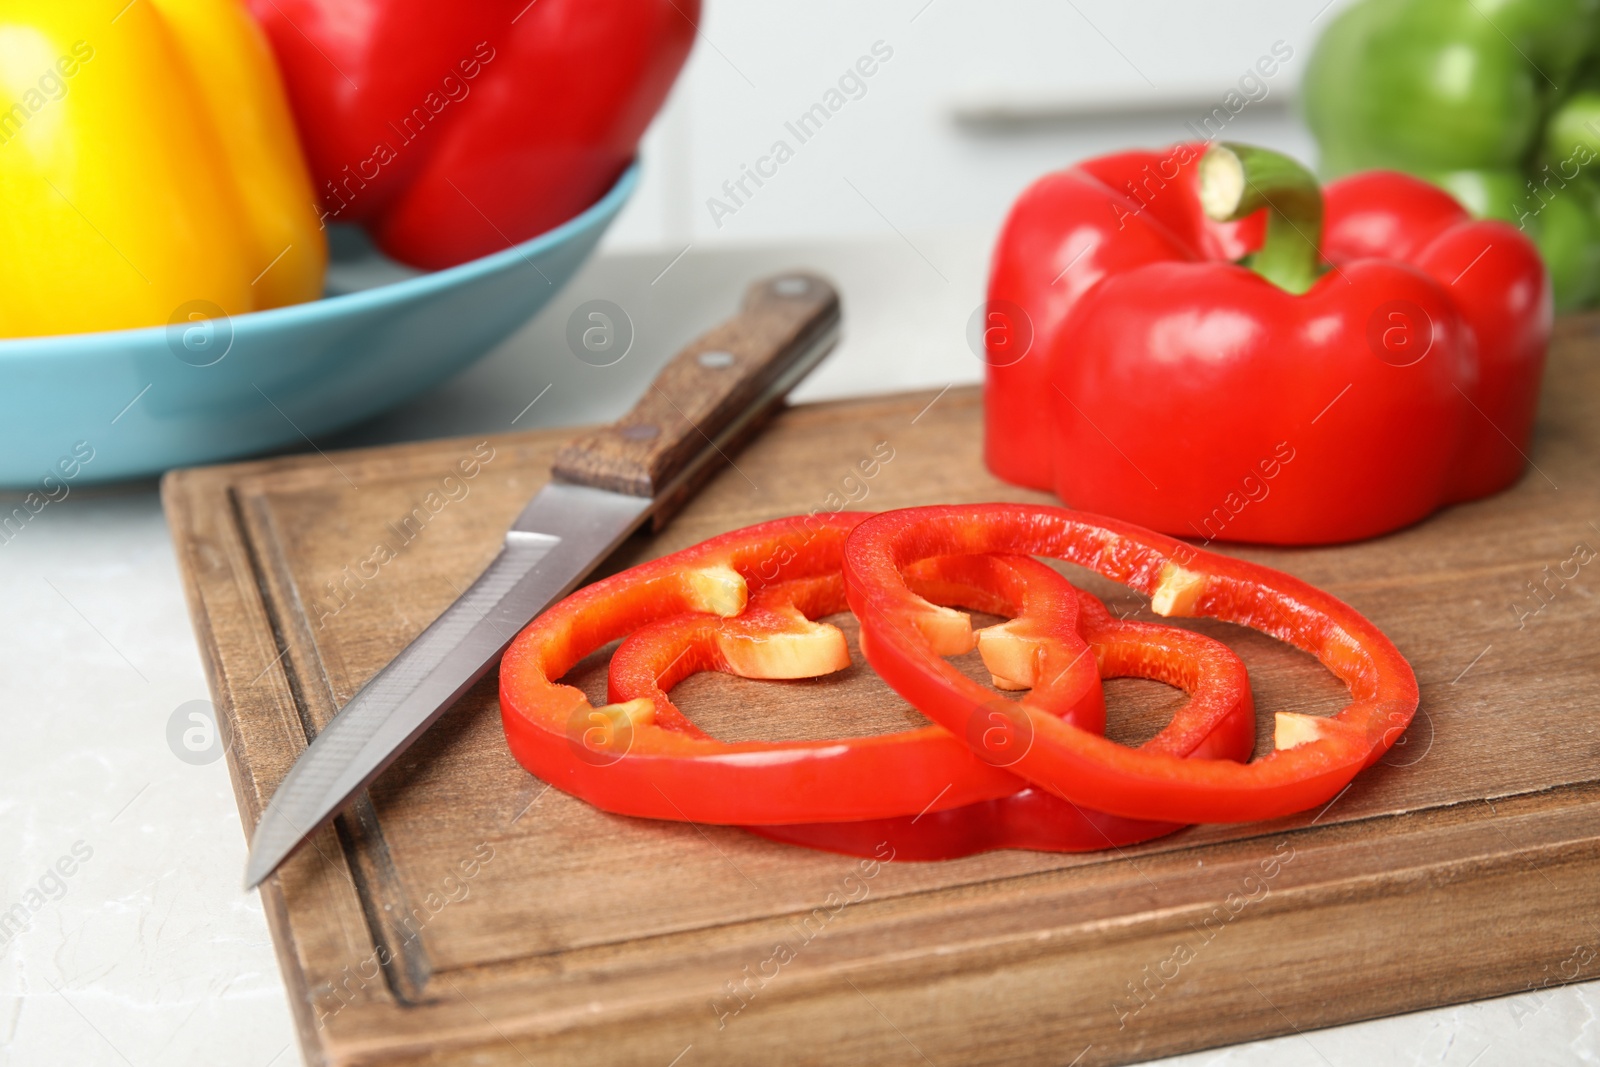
[
  {"left": 246, "top": 0, "right": 697, "bottom": 269},
  {"left": 984, "top": 142, "right": 1550, "bottom": 545}
]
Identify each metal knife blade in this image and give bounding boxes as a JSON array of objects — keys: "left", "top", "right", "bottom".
[{"left": 245, "top": 272, "right": 840, "bottom": 888}]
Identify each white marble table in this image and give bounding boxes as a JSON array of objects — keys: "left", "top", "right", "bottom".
[{"left": 2, "top": 236, "right": 1594, "bottom": 1066}]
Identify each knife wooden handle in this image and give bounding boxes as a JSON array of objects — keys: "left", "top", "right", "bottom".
[{"left": 551, "top": 272, "right": 840, "bottom": 505}]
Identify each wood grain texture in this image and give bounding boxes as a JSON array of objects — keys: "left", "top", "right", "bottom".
[
  {"left": 550, "top": 272, "right": 839, "bottom": 497},
  {"left": 162, "top": 316, "right": 1600, "bottom": 1067}
]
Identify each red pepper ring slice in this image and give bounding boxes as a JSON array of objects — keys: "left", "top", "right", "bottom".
[
  {"left": 746, "top": 555, "right": 1254, "bottom": 860},
  {"left": 921, "top": 554, "right": 1255, "bottom": 763},
  {"left": 844, "top": 504, "right": 1419, "bottom": 824},
  {"left": 606, "top": 555, "right": 1105, "bottom": 748},
  {"left": 500, "top": 513, "right": 1099, "bottom": 824}
]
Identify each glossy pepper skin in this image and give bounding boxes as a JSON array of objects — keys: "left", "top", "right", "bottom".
[
  {"left": 0, "top": 0, "right": 325, "bottom": 338},
  {"left": 499, "top": 515, "right": 1077, "bottom": 824},
  {"left": 598, "top": 553, "right": 1126, "bottom": 833},
  {"left": 246, "top": 0, "right": 697, "bottom": 269},
  {"left": 1305, "top": 0, "right": 1600, "bottom": 309},
  {"left": 741, "top": 558, "right": 1254, "bottom": 861},
  {"left": 843, "top": 505, "right": 1420, "bottom": 824},
  {"left": 984, "top": 143, "right": 1550, "bottom": 545}
]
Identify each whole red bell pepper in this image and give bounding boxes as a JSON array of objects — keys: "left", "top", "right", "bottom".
[
  {"left": 245, "top": 0, "right": 696, "bottom": 269},
  {"left": 984, "top": 141, "right": 1551, "bottom": 545}
]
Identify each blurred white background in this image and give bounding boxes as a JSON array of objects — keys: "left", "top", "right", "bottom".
[{"left": 604, "top": 0, "right": 1350, "bottom": 251}]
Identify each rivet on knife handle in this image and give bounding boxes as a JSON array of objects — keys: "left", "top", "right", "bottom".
[{"left": 550, "top": 272, "right": 841, "bottom": 505}]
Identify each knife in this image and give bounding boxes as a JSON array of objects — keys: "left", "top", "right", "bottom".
[{"left": 245, "top": 272, "right": 841, "bottom": 889}]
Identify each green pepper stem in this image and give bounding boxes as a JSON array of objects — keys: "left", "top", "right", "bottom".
[{"left": 1198, "top": 143, "right": 1324, "bottom": 295}]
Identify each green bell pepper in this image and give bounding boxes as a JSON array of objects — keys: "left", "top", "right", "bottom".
[{"left": 1305, "top": 0, "right": 1600, "bottom": 309}]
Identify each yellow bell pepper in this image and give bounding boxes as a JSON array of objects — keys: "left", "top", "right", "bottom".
[{"left": 0, "top": 0, "right": 325, "bottom": 339}]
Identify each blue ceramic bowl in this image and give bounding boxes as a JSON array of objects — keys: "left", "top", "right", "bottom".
[{"left": 0, "top": 162, "right": 638, "bottom": 487}]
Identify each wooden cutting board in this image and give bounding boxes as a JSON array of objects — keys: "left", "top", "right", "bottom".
[{"left": 164, "top": 318, "right": 1600, "bottom": 1067}]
